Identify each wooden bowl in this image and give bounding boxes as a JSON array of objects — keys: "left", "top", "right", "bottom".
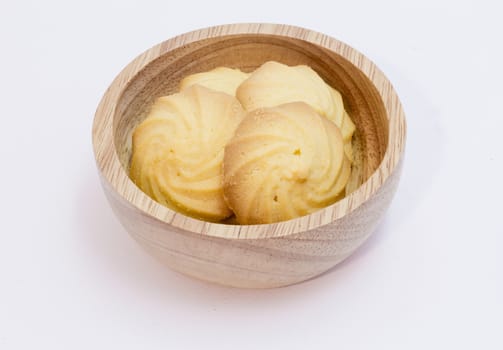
[{"left": 92, "top": 23, "right": 406, "bottom": 288}]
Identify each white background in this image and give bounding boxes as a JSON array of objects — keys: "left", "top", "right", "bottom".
[{"left": 1, "top": 0, "right": 502, "bottom": 349}]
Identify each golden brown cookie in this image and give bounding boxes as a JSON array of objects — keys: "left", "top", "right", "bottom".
[
  {"left": 223, "top": 102, "right": 351, "bottom": 224},
  {"left": 180, "top": 67, "right": 250, "bottom": 97},
  {"left": 237, "top": 61, "right": 343, "bottom": 124},
  {"left": 130, "top": 85, "right": 245, "bottom": 221}
]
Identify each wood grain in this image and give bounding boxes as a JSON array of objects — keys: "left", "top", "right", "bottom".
[{"left": 92, "top": 23, "right": 406, "bottom": 288}]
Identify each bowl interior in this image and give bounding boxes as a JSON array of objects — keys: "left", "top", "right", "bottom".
[{"left": 113, "top": 34, "right": 389, "bottom": 202}]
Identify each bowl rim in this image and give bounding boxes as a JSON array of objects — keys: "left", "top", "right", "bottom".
[{"left": 92, "top": 23, "right": 406, "bottom": 239}]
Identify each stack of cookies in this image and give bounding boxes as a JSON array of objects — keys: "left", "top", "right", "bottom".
[{"left": 130, "top": 61, "right": 355, "bottom": 224}]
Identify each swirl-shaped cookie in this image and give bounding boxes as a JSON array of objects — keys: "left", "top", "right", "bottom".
[
  {"left": 223, "top": 102, "right": 351, "bottom": 224},
  {"left": 236, "top": 61, "right": 343, "bottom": 123},
  {"left": 130, "top": 85, "right": 245, "bottom": 221},
  {"left": 180, "top": 67, "right": 250, "bottom": 97}
]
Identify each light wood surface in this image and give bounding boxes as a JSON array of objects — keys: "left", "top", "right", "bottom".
[{"left": 92, "top": 23, "right": 406, "bottom": 288}]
